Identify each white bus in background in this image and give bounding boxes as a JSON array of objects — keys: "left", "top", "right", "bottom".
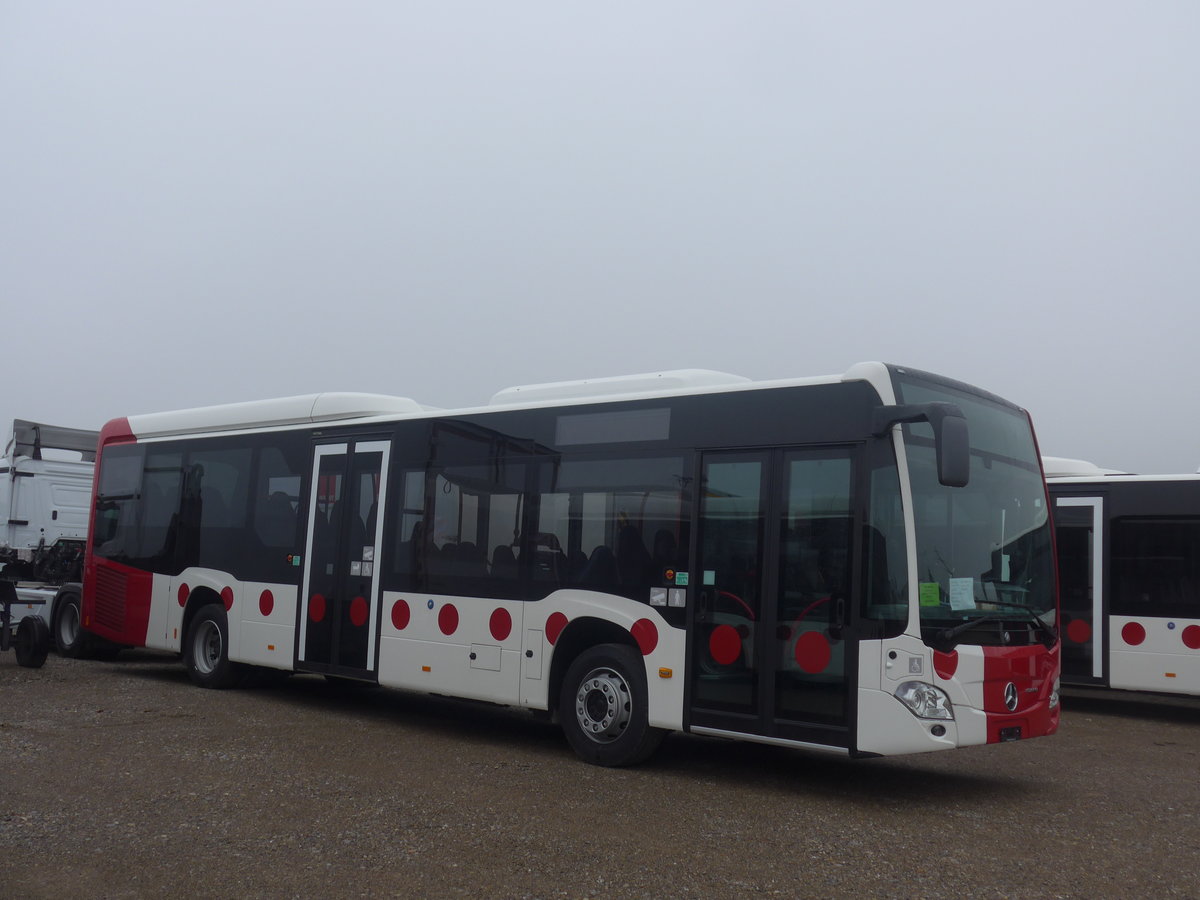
[
  {"left": 1045, "top": 456, "right": 1200, "bottom": 697},
  {"left": 79, "top": 364, "right": 1060, "bottom": 766}
]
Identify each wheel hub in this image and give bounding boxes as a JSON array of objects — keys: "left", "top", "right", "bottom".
[
  {"left": 574, "top": 667, "right": 631, "bottom": 743},
  {"left": 194, "top": 621, "right": 222, "bottom": 675}
]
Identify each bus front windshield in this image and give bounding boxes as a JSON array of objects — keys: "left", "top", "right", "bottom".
[{"left": 894, "top": 372, "right": 1056, "bottom": 647}]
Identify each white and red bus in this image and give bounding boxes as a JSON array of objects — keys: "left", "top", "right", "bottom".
[
  {"left": 1045, "top": 457, "right": 1200, "bottom": 697},
  {"left": 75, "top": 363, "right": 1059, "bottom": 765}
]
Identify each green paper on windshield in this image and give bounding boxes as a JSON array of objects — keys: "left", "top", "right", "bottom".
[{"left": 919, "top": 582, "right": 940, "bottom": 607}]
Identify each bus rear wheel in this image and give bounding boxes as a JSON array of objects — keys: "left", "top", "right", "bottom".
[
  {"left": 559, "top": 643, "right": 664, "bottom": 767},
  {"left": 185, "top": 604, "right": 241, "bottom": 689}
]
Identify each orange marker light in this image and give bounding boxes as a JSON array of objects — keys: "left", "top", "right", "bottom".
[
  {"left": 659, "top": 667, "right": 673, "bottom": 678},
  {"left": 422, "top": 665, "right": 431, "bottom": 672},
  {"left": 267, "top": 644, "right": 275, "bottom": 651}
]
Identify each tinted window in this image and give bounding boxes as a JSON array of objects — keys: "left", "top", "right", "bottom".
[
  {"left": 1111, "top": 518, "right": 1200, "bottom": 618},
  {"left": 538, "top": 455, "right": 689, "bottom": 607},
  {"left": 93, "top": 444, "right": 146, "bottom": 560}
]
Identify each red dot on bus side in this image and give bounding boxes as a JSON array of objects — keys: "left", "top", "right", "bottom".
[
  {"left": 177, "top": 584, "right": 189, "bottom": 608},
  {"left": 631, "top": 618, "right": 658, "bottom": 655},
  {"left": 221, "top": 586, "right": 234, "bottom": 611},
  {"left": 310, "top": 594, "right": 326, "bottom": 623},
  {"left": 1182, "top": 624, "right": 1200, "bottom": 650},
  {"left": 350, "top": 596, "right": 368, "bottom": 627},
  {"left": 708, "top": 624, "right": 741, "bottom": 666},
  {"left": 933, "top": 649, "right": 958, "bottom": 680},
  {"left": 391, "top": 599, "right": 410, "bottom": 631},
  {"left": 490, "top": 607, "right": 512, "bottom": 642},
  {"left": 1121, "top": 622, "right": 1146, "bottom": 646},
  {"left": 1066, "top": 618, "right": 1092, "bottom": 645},
  {"left": 545, "top": 611, "right": 568, "bottom": 645},
  {"left": 259, "top": 590, "right": 274, "bottom": 617},
  {"left": 794, "top": 630, "right": 832, "bottom": 674},
  {"left": 438, "top": 603, "right": 459, "bottom": 636}
]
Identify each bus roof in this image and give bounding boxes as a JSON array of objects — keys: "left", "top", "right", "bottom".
[
  {"left": 117, "top": 363, "right": 906, "bottom": 441},
  {"left": 488, "top": 369, "right": 752, "bottom": 406},
  {"left": 1041, "top": 455, "right": 1200, "bottom": 483},
  {"left": 124, "top": 393, "right": 428, "bottom": 440}
]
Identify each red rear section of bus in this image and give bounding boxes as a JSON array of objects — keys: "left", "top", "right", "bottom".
[{"left": 80, "top": 417, "right": 153, "bottom": 647}]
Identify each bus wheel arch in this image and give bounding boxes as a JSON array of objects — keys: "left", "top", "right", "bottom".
[
  {"left": 550, "top": 617, "right": 665, "bottom": 767},
  {"left": 548, "top": 616, "right": 638, "bottom": 721}
]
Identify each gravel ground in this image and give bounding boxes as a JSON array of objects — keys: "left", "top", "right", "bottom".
[{"left": 2, "top": 649, "right": 1198, "bottom": 899}]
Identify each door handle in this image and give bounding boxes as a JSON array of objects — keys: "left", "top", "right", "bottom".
[{"left": 830, "top": 595, "right": 846, "bottom": 641}]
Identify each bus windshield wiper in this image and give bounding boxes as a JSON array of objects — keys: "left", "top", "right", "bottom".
[
  {"left": 976, "top": 595, "right": 1040, "bottom": 613},
  {"left": 983, "top": 597, "right": 1059, "bottom": 645},
  {"left": 934, "top": 615, "right": 1004, "bottom": 651},
  {"left": 934, "top": 610, "right": 1058, "bottom": 652}
]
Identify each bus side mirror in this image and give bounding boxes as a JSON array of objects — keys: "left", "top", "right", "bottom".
[{"left": 873, "top": 401, "right": 970, "bottom": 488}]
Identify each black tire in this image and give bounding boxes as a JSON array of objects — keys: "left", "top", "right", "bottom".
[
  {"left": 53, "top": 591, "right": 92, "bottom": 658},
  {"left": 184, "top": 604, "right": 241, "bottom": 689},
  {"left": 559, "top": 643, "right": 665, "bottom": 767},
  {"left": 15, "top": 616, "right": 50, "bottom": 668}
]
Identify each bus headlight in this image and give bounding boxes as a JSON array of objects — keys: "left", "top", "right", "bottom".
[
  {"left": 895, "top": 682, "right": 955, "bottom": 720},
  {"left": 1049, "top": 678, "right": 1060, "bottom": 710}
]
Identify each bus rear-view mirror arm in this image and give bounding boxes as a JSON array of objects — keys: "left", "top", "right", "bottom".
[{"left": 872, "top": 402, "right": 970, "bottom": 488}]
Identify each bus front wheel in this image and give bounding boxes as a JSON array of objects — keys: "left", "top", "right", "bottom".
[
  {"left": 184, "top": 604, "right": 241, "bottom": 689},
  {"left": 559, "top": 643, "right": 664, "bottom": 767}
]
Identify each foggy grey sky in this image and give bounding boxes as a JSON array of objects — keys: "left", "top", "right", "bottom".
[{"left": 3, "top": 3, "right": 1198, "bottom": 473}]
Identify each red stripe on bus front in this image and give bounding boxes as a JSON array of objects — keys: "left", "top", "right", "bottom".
[{"left": 981, "top": 643, "right": 1060, "bottom": 743}]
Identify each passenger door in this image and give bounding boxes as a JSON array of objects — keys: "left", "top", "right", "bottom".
[
  {"left": 297, "top": 439, "right": 390, "bottom": 677},
  {"left": 1053, "top": 495, "right": 1105, "bottom": 684},
  {"left": 688, "top": 448, "right": 856, "bottom": 748}
]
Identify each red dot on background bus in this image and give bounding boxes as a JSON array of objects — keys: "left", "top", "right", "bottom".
[
  {"left": 545, "top": 611, "right": 568, "bottom": 645},
  {"left": 709, "top": 624, "right": 741, "bottom": 666},
  {"left": 490, "top": 607, "right": 512, "bottom": 642},
  {"left": 350, "top": 596, "right": 368, "bottom": 627},
  {"left": 1121, "top": 621, "right": 1146, "bottom": 646},
  {"left": 933, "top": 649, "right": 958, "bottom": 680},
  {"left": 310, "top": 594, "right": 326, "bottom": 623},
  {"left": 438, "top": 603, "right": 459, "bottom": 636},
  {"left": 221, "top": 586, "right": 234, "bottom": 612},
  {"left": 794, "top": 630, "right": 832, "bottom": 674},
  {"left": 1182, "top": 624, "right": 1200, "bottom": 650},
  {"left": 631, "top": 618, "right": 658, "bottom": 655},
  {"left": 391, "top": 599, "right": 410, "bottom": 631},
  {"left": 1066, "top": 618, "right": 1092, "bottom": 645},
  {"left": 177, "top": 584, "right": 189, "bottom": 608},
  {"left": 259, "top": 590, "right": 274, "bottom": 617}
]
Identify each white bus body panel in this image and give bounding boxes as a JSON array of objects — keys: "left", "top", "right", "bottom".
[
  {"left": 856, "top": 636, "right": 990, "bottom": 755},
  {"left": 1109, "top": 615, "right": 1200, "bottom": 694},
  {"left": 375, "top": 589, "right": 685, "bottom": 730},
  {"left": 148, "top": 569, "right": 299, "bottom": 669}
]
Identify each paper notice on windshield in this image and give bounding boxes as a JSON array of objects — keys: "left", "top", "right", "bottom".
[
  {"left": 949, "top": 577, "right": 977, "bottom": 611},
  {"left": 919, "top": 582, "right": 941, "bottom": 607}
]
